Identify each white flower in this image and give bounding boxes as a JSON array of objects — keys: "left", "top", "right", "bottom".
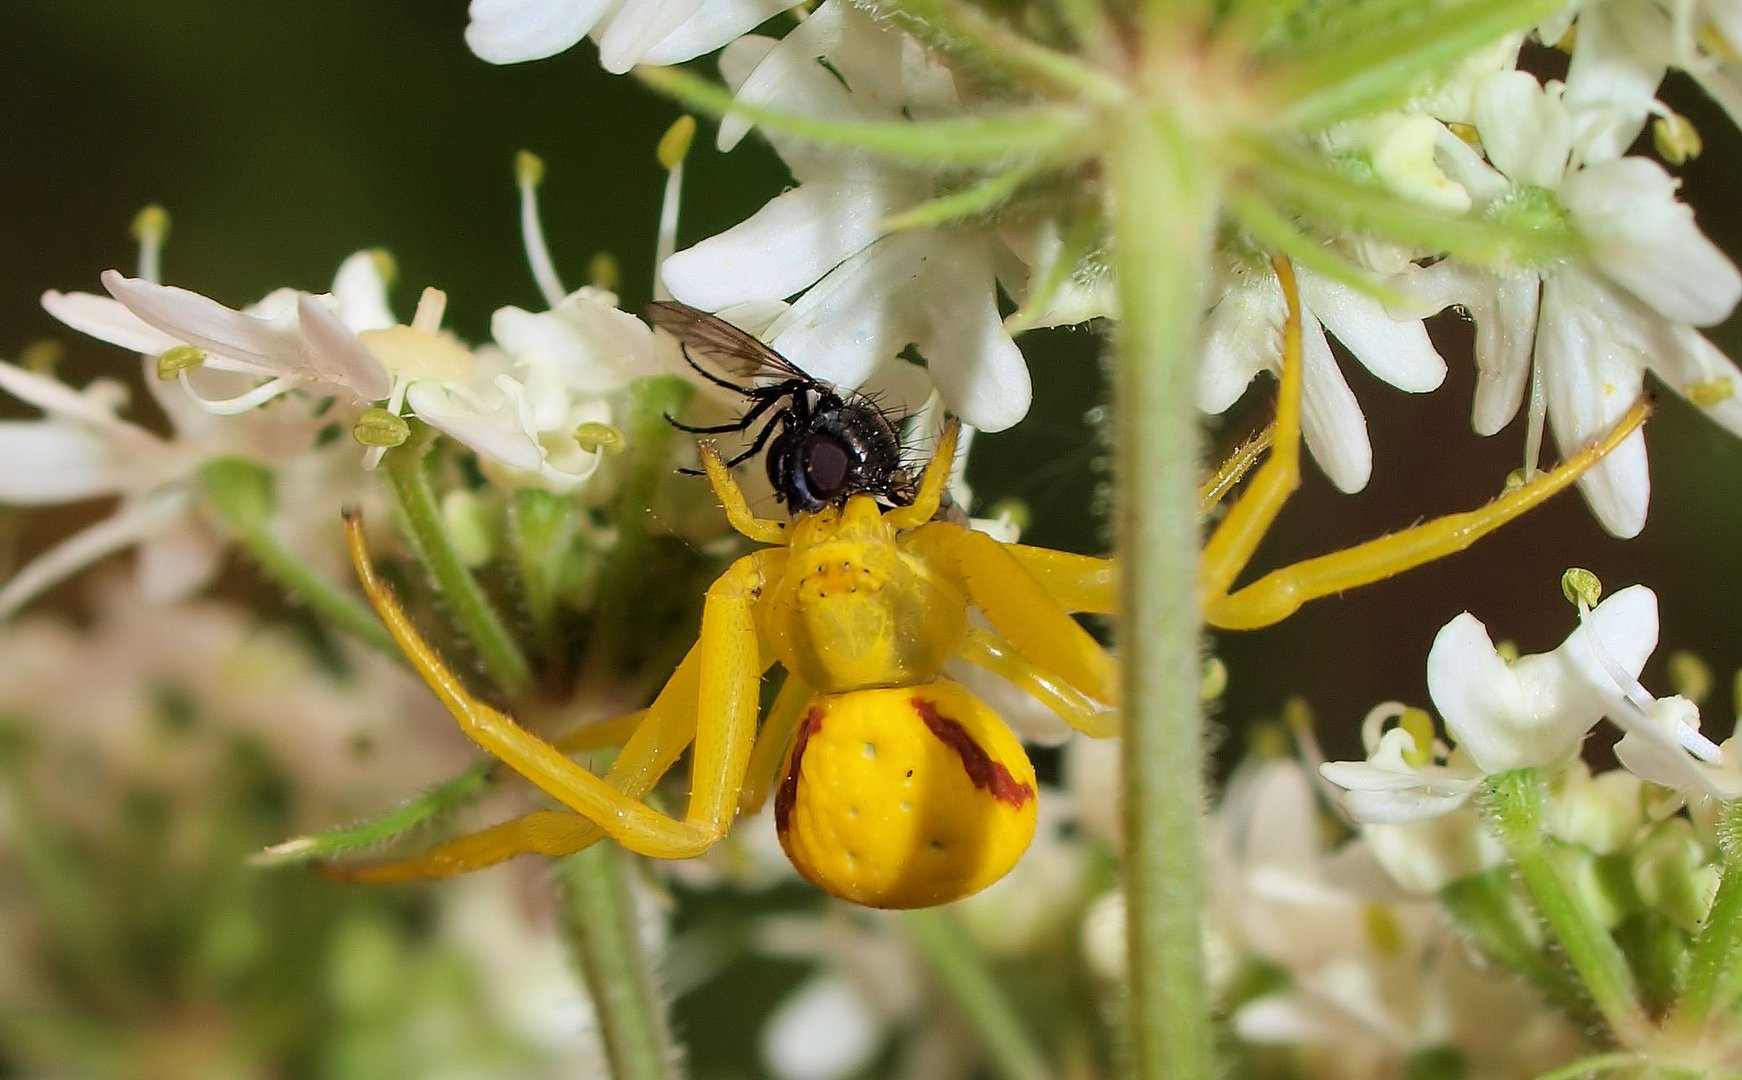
[
  {"left": 465, "top": 0, "right": 800, "bottom": 73},
  {"left": 0, "top": 354, "right": 346, "bottom": 619},
  {"left": 1202, "top": 256, "right": 1448, "bottom": 492},
  {"left": 1318, "top": 706, "right": 1483, "bottom": 825},
  {"left": 44, "top": 251, "right": 395, "bottom": 414},
  {"left": 1426, "top": 584, "right": 1658, "bottom": 775},
  {"left": 1407, "top": 71, "right": 1742, "bottom": 537},
  {"left": 659, "top": 3, "right": 1031, "bottom": 432}
]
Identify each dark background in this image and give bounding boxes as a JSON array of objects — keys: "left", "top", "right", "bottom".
[{"left": 4, "top": 1, "right": 1741, "bottom": 761}]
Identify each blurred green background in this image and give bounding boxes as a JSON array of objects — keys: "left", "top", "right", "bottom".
[{"left": 4, "top": 3, "right": 1742, "bottom": 768}]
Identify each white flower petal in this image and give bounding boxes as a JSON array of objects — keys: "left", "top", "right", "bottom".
[
  {"left": 768, "top": 232, "right": 1030, "bottom": 431},
  {"left": 1297, "top": 316, "right": 1372, "bottom": 493},
  {"left": 716, "top": 2, "right": 854, "bottom": 150},
  {"left": 0, "top": 360, "right": 157, "bottom": 448},
  {"left": 465, "top": 0, "right": 613, "bottom": 63},
  {"left": 493, "top": 288, "right": 658, "bottom": 395},
  {"left": 596, "top": 0, "right": 702, "bottom": 73},
  {"left": 1537, "top": 271, "right": 1652, "bottom": 538},
  {"left": 101, "top": 271, "right": 299, "bottom": 375},
  {"left": 1655, "top": 323, "right": 1742, "bottom": 437},
  {"left": 640, "top": 0, "right": 800, "bottom": 65},
  {"left": 1301, "top": 273, "right": 1446, "bottom": 393},
  {"left": 405, "top": 382, "right": 545, "bottom": 473},
  {"left": 135, "top": 516, "right": 226, "bottom": 603},
  {"left": 0, "top": 422, "right": 128, "bottom": 503},
  {"left": 41, "top": 289, "right": 182, "bottom": 356},
  {"left": 1563, "top": 1, "right": 1668, "bottom": 159},
  {"left": 761, "top": 975, "right": 884, "bottom": 1080},
  {"left": 1428, "top": 613, "right": 1561, "bottom": 773},
  {"left": 661, "top": 178, "right": 908, "bottom": 310},
  {"left": 1198, "top": 281, "right": 1274, "bottom": 413},
  {"left": 1613, "top": 696, "right": 1742, "bottom": 800},
  {"left": 1472, "top": 71, "right": 1573, "bottom": 187},
  {"left": 330, "top": 251, "right": 396, "bottom": 332},
  {"left": 295, "top": 295, "right": 394, "bottom": 401},
  {"left": 1565, "top": 157, "right": 1742, "bottom": 328},
  {"left": 0, "top": 491, "right": 190, "bottom": 620}
]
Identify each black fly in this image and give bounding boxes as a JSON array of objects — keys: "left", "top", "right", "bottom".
[{"left": 647, "top": 302, "right": 917, "bottom": 513}]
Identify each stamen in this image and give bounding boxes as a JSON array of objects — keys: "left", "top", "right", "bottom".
[
  {"left": 516, "top": 150, "right": 567, "bottom": 308},
  {"left": 178, "top": 372, "right": 296, "bottom": 415},
  {"left": 131, "top": 205, "right": 170, "bottom": 285},
  {"left": 156, "top": 345, "right": 205, "bottom": 380},
  {"left": 412, "top": 287, "right": 449, "bottom": 334},
  {"left": 1522, "top": 353, "right": 1547, "bottom": 481},
  {"left": 653, "top": 116, "right": 696, "bottom": 302},
  {"left": 1360, "top": 702, "right": 1409, "bottom": 754},
  {"left": 362, "top": 375, "right": 412, "bottom": 471}
]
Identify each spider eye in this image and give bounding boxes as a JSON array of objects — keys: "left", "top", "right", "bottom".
[{"left": 802, "top": 434, "right": 852, "bottom": 496}]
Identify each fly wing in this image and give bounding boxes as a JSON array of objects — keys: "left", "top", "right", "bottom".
[{"left": 645, "top": 301, "right": 812, "bottom": 384}]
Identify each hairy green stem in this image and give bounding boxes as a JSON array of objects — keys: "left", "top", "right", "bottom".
[
  {"left": 1668, "top": 801, "right": 1742, "bottom": 1039},
  {"left": 1106, "top": 106, "right": 1217, "bottom": 1080},
  {"left": 906, "top": 909, "right": 1055, "bottom": 1080},
  {"left": 1485, "top": 770, "right": 1648, "bottom": 1044},
  {"left": 199, "top": 456, "right": 400, "bottom": 660},
  {"left": 382, "top": 423, "right": 532, "bottom": 695},
  {"left": 250, "top": 760, "right": 496, "bottom": 865},
  {"left": 557, "top": 843, "right": 681, "bottom": 1080},
  {"left": 578, "top": 376, "right": 692, "bottom": 690}
]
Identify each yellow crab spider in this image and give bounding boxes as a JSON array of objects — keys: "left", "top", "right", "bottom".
[{"left": 324, "top": 257, "right": 1648, "bottom": 908}]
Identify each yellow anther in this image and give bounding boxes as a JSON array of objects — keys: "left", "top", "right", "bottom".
[
  {"left": 353, "top": 407, "right": 411, "bottom": 448},
  {"left": 1561, "top": 567, "right": 1602, "bottom": 609},
  {"left": 657, "top": 116, "right": 697, "bottom": 171},
  {"left": 156, "top": 344, "right": 205, "bottom": 380},
  {"left": 984, "top": 497, "right": 1031, "bottom": 537},
  {"left": 1700, "top": 21, "right": 1742, "bottom": 63},
  {"left": 19, "top": 340, "right": 64, "bottom": 375},
  {"left": 1654, "top": 111, "right": 1703, "bottom": 165},
  {"left": 1398, "top": 708, "right": 1436, "bottom": 767},
  {"left": 515, "top": 149, "right": 545, "bottom": 188},
  {"left": 1446, "top": 121, "right": 1481, "bottom": 147},
  {"left": 588, "top": 251, "right": 621, "bottom": 292},
  {"left": 1554, "top": 21, "right": 1578, "bottom": 51},
  {"left": 1247, "top": 721, "right": 1290, "bottom": 761},
  {"left": 1281, "top": 696, "right": 1314, "bottom": 736},
  {"left": 131, "top": 204, "right": 171, "bottom": 246},
  {"left": 1667, "top": 651, "right": 1713, "bottom": 705},
  {"left": 1496, "top": 640, "right": 1520, "bottom": 663},
  {"left": 1199, "top": 656, "right": 1228, "bottom": 702},
  {"left": 1363, "top": 904, "right": 1404, "bottom": 956},
  {"left": 574, "top": 421, "right": 626, "bottom": 455},
  {"left": 1685, "top": 377, "right": 1734, "bottom": 407},
  {"left": 1502, "top": 467, "right": 1528, "bottom": 492},
  {"left": 367, "top": 247, "right": 399, "bottom": 288}
]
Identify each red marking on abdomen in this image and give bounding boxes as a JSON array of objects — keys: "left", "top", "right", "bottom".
[
  {"left": 913, "top": 698, "right": 1034, "bottom": 809},
  {"left": 775, "top": 707, "right": 826, "bottom": 837}
]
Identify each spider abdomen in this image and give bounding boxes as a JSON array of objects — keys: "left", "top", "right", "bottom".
[{"left": 773, "top": 679, "right": 1038, "bottom": 909}]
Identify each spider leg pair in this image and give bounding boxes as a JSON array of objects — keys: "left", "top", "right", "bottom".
[{"left": 314, "top": 257, "right": 1648, "bottom": 892}]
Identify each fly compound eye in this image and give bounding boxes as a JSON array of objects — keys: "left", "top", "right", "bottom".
[{"left": 802, "top": 433, "right": 852, "bottom": 498}]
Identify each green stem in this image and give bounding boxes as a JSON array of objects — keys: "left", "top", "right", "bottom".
[
  {"left": 905, "top": 909, "right": 1055, "bottom": 1080},
  {"left": 1668, "top": 801, "right": 1742, "bottom": 1038},
  {"left": 557, "top": 843, "right": 681, "bottom": 1080},
  {"left": 382, "top": 423, "right": 532, "bottom": 695},
  {"left": 637, "top": 66, "right": 1090, "bottom": 166},
  {"left": 1485, "top": 770, "right": 1648, "bottom": 1044},
  {"left": 1440, "top": 869, "right": 1596, "bottom": 1026},
  {"left": 199, "top": 456, "right": 399, "bottom": 660},
  {"left": 578, "top": 376, "right": 692, "bottom": 690},
  {"left": 1106, "top": 106, "right": 1218, "bottom": 1080}
]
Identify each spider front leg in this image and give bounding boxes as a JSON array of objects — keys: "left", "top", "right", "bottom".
[
  {"left": 1198, "top": 257, "right": 1652, "bottom": 631},
  {"left": 342, "top": 510, "right": 771, "bottom": 862}
]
